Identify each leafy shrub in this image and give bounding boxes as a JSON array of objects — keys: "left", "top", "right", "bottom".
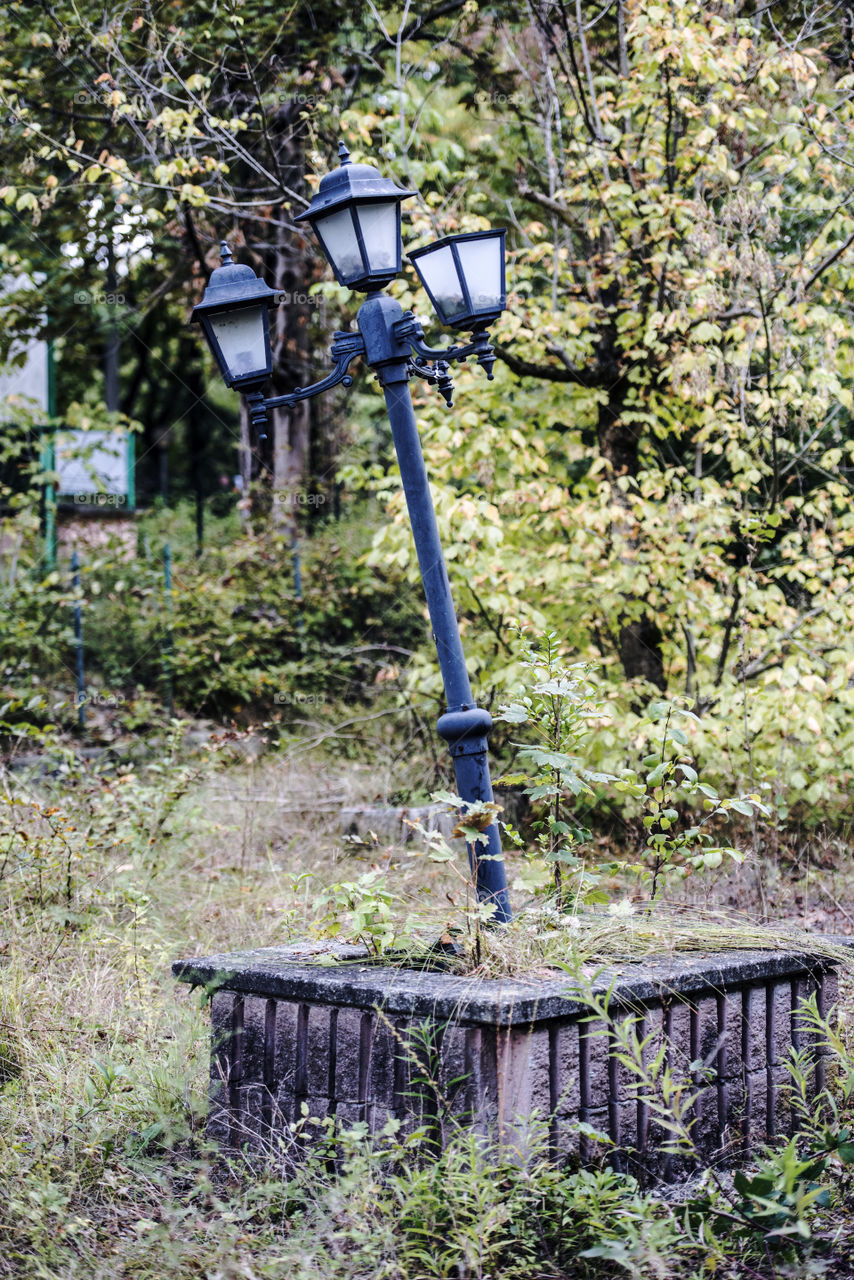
[
  {"left": 495, "top": 629, "right": 765, "bottom": 909},
  {"left": 1, "top": 501, "right": 427, "bottom": 722}
]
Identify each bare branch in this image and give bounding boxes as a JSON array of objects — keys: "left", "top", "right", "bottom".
[
  {"left": 802, "top": 227, "right": 854, "bottom": 293},
  {"left": 495, "top": 342, "right": 602, "bottom": 386}
]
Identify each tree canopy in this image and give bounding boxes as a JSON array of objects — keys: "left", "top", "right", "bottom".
[{"left": 1, "top": 0, "right": 853, "bottom": 813}]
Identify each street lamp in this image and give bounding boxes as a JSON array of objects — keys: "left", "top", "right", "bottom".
[
  {"left": 408, "top": 229, "right": 506, "bottom": 331},
  {"left": 189, "top": 145, "right": 512, "bottom": 925},
  {"left": 294, "top": 142, "right": 416, "bottom": 291},
  {"left": 191, "top": 242, "right": 279, "bottom": 389}
]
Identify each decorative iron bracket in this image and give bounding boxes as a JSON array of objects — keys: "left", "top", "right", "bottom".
[
  {"left": 245, "top": 311, "right": 498, "bottom": 431},
  {"left": 245, "top": 330, "right": 366, "bottom": 436},
  {"left": 394, "top": 313, "right": 498, "bottom": 385},
  {"left": 407, "top": 355, "right": 455, "bottom": 407}
]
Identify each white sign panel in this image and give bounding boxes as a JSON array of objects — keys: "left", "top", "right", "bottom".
[
  {"left": 0, "top": 276, "right": 50, "bottom": 415},
  {"left": 55, "top": 429, "right": 129, "bottom": 498},
  {"left": 0, "top": 338, "right": 50, "bottom": 414}
]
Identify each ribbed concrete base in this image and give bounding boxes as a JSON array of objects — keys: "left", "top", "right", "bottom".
[{"left": 173, "top": 944, "right": 841, "bottom": 1178}]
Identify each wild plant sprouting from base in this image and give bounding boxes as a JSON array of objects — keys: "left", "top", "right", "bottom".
[
  {"left": 495, "top": 630, "right": 617, "bottom": 911},
  {"left": 495, "top": 629, "right": 767, "bottom": 911},
  {"left": 615, "top": 699, "right": 767, "bottom": 904}
]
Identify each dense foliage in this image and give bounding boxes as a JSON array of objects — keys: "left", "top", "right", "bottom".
[
  {"left": 2, "top": 2, "right": 854, "bottom": 816},
  {"left": 0, "top": 498, "right": 426, "bottom": 724},
  {"left": 359, "top": 1, "right": 854, "bottom": 820}
]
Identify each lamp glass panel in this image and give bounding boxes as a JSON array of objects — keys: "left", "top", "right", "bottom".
[
  {"left": 356, "top": 201, "right": 399, "bottom": 273},
  {"left": 455, "top": 236, "right": 503, "bottom": 313},
  {"left": 413, "top": 244, "right": 466, "bottom": 321},
  {"left": 209, "top": 306, "right": 269, "bottom": 380},
  {"left": 314, "top": 207, "right": 365, "bottom": 282}
]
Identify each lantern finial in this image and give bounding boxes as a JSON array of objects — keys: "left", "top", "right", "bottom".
[
  {"left": 220, "top": 240, "right": 234, "bottom": 267},
  {"left": 337, "top": 140, "right": 351, "bottom": 166}
]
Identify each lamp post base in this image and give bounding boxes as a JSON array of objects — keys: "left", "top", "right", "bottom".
[{"left": 437, "top": 706, "right": 511, "bottom": 924}]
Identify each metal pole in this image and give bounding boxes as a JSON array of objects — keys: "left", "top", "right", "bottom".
[
  {"left": 105, "top": 236, "right": 120, "bottom": 415},
  {"left": 162, "top": 543, "right": 175, "bottom": 716},
  {"left": 43, "top": 345, "right": 58, "bottom": 571},
  {"left": 357, "top": 294, "right": 511, "bottom": 922},
  {"left": 381, "top": 383, "right": 473, "bottom": 705},
  {"left": 195, "top": 484, "right": 204, "bottom": 556},
  {"left": 71, "top": 548, "right": 86, "bottom": 728},
  {"left": 292, "top": 536, "right": 303, "bottom": 599},
  {"left": 37, "top": 415, "right": 58, "bottom": 572},
  {"left": 291, "top": 534, "right": 305, "bottom": 647}
]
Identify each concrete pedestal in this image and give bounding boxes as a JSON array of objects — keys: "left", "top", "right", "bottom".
[{"left": 173, "top": 943, "right": 841, "bottom": 1178}]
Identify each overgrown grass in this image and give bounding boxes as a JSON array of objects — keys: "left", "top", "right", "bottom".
[
  {"left": 2, "top": 732, "right": 854, "bottom": 1278},
  {"left": 462, "top": 908, "right": 854, "bottom": 978}
]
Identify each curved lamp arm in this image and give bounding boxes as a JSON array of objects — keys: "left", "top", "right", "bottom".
[
  {"left": 246, "top": 330, "right": 366, "bottom": 435},
  {"left": 393, "top": 314, "right": 497, "bottom": 381}
]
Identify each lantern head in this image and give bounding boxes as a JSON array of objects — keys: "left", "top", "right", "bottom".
[
  {"left": 409, "top": 229, "right": 506, "bottom": 331},
  {"left": 296, "top": 142, "right": 416, "bottom": 292},
  {"left": 191, "top": 242, "right": 278, "bottom": 390}
]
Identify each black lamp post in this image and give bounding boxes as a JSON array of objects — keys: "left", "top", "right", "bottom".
[{"left": 190, "top": 143, "right": 512, "bottom": 924}]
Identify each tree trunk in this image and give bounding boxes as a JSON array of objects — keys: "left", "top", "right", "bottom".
[
  {"left": 270, "top": 400, "right": 309, "bottom": 533},
  {"left": 618, "top": 617, "right": 667, "bottom": 690},
  {"left": 596, "top": 322, "right": 666, "bottom": 690}
]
